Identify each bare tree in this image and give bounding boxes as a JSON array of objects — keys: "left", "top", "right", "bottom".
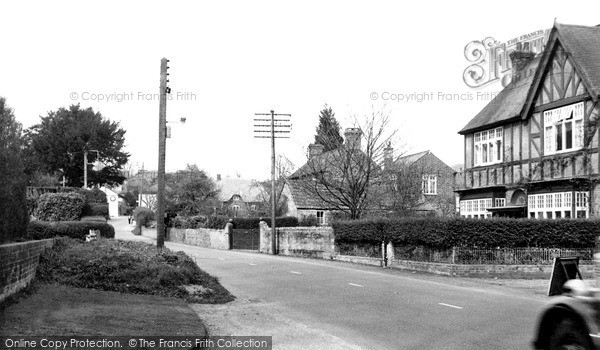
[
  {"left": 291, "top": 108, "right": 396, "bottom": 219},
  {"left": 253, "top": 155, "right": 294, "bottom": 216},
  {"left": 381, "top": 161, "right": 427, "bottom": 216}
]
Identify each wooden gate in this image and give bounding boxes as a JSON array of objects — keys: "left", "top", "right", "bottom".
[{"left": 232, "top": 229, "right": 260, "bottom": 250}]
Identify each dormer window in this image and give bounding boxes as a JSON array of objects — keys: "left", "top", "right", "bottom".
[
  {"left": 474, "top": 127, "right": 503, "bottom": 167},
  {"left": 544, "top": 102, "right": 584, "bottom": 155}
]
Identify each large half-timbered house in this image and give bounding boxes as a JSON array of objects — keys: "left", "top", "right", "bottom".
[{"left": 456, "top": 22, "right": 600, "bottom": 219}]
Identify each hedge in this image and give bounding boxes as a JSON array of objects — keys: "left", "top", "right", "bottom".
[
  {"left": 332, "top": 217, "right": 600, "bottom": 249},
  {"left": 59, "top": 187, "right": 107, "bottom": 204},
  {"left": 34, "top": 192, "right": 86, "bottom": 221},
  {"left": 27, "top": 220, "right": 115, "bottom": 240},
  {"left": 81, "top": 203, "right": 109, "bottom": 218},
  {"left": 202, "top": 216, "right": 299, "bottom": 229}
]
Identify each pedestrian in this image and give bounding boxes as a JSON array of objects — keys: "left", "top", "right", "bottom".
[{"left": 128, "top": 212, "right": 133, "bottom": 225}]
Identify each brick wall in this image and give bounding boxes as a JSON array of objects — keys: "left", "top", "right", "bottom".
[
  {"left": 168, "top": 228, "right": 230, "bottom": 250},
  {"left": 259, "top": 221, "right": 334, "bottom": 258},
  {"left": 0, "top": 239, "right": 54, "bottom": 303}
]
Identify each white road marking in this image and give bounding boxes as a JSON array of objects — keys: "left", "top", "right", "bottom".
[
  {"left": 348, "top": 283, "right": 363, "bottom": 287},
  {"left": 438, "top": 303, "right": 463, "bottom": 309},
  {"left": 218, "top": 258, "right": 225, "bottom": 260},
  {"left": 248, "top": 263, "right": 257, "bottom": 266},
  {"left": 290, "top": 271, "right": 302, "bottom": 275}
]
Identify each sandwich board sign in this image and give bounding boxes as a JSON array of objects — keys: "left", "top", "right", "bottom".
[{"left": 548, "top": 257, "right": 583, "bottom": 296}]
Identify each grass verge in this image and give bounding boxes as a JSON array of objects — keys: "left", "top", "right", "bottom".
[{"left": 37, "top": 237, "right": 235, "bottom": 303}]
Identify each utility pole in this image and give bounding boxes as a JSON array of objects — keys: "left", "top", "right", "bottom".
[
  {"left": 157, "top": 57, "right": 170, "bottom": 249},
  {"left": 83, "top": 150, "right": 88, "bottom": 188},
  {"left": 254, "top": 110, "right": 291, "bottom": 255}
]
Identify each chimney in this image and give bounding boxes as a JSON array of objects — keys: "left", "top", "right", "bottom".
[
  {"left": 384, "top": 142, "right": 393, "bottom": 169},
  {"left": 308, "top": 143, "right": 325, "bottom": 159},
  {"left": 217, "top": 174, "right": 221, "bottom": 181},
  {"left": 509, "top": 42, "right": 536, "bottom": 82},
  {"left": 344, "top": 128, "right": 362, "bottom": 150}
]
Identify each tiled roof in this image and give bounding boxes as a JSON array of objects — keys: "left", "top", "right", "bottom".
[
  {"left": 555, "top": 23, "right": 600, "bottom": 96},
  {"left": 287, "top": 179, "right": 339, "bottom": 210},
  {"left": 393, "top": 150, "right": 430, "bottom": 167},
  {"left": 459, "top": 23, "right": 600, "bottom": 135},
  {"left": 290, "top": 146, "right": 375, "bottom": 179},
  {"left": 459, "top": 57, "right": 541, "bottom": 134}
]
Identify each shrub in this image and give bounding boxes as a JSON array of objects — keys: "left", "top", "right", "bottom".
[
  {"left": 205, "top": 215, "right": 230, "bottom": 229},
  {"left": 34, "top": 192, "right": 86, "bottom": 221},
  {"left": 298, "top": 215, "right": 319, "bottom": 227},
  {"left": 59, "top": 187, "right": 107, "bottom": 204},
  {"left": 36, "top": 237, "right": 235, "bottom": 303},
  {"left": 172, "top": 215, "right": 206, "bottom": 229},
  {"left": 133, "top": 207, "right": 155, "bottom": 228},
  {"left": 81, "top": 203, "right": 109, "bottom": 218},
  {"left": 27, "top": 220, "right": 115, "bottom": 240},
  {"left": 332, "top": 217, "right": 599, "bottom": 249}
]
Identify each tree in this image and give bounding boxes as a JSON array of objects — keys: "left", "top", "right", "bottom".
[
  {"left": 314, "top": 104, "right": 343, "bottom": 152},
  {"left": 381, "top": 162, "right": 428, "bottom": 216},
  {"left": 293, "top": 108, "right": 396, "bottom": 219},
  {"left": 165, "top": 164, "right": 221, "bottom": 216},
  {"left": 25, "top": 104, "right": 129, "bottom": 187},
  {"left": 253, "top": 155, "right": 294, "bottom": 216},
  {"left": 0, "top": 97, "right": 28, "bottom": 243}
]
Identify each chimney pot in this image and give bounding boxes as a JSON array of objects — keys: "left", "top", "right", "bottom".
[{"left": 344, "top": 128, "right": 362, "bottom": 150}]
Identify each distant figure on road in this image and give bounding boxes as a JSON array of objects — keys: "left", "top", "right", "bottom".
[{"left": 128, "top": 212, "right": 133, "bottom": 225}]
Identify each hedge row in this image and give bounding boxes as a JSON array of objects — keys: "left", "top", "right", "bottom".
[
  {"left": 332, "top": 218, "right": 600, "bottom": 249},
  {"left": 34, "top": 192, "right": 86, "bottom": 221},
  {"left": 174, "top": 215, "right": 300, "bottom": 229},
  {"left": 59, "top": 187, "right": 107, "bottom": 204},
  {"left": 27, "top": 220, "right": 115, "bottom": 240},
  {"left": 81, "top": 203, "right": 109, "bottom": 218}
]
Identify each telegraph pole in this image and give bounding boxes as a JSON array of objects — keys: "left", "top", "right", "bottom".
[
  {"left": 83, "top": 150, "right": 88, "bottom": 188},
  {"left": 254, "top": 110, "right": 291, "bottom": 255},
  {"left": 157, "top": 57, "right": 170, "bottom": 249}
]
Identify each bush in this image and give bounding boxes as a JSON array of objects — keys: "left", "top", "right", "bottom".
[
  {"left": 298, "top": 215, "right": 319, "bottom": 227},
  {"left": 27, "top": 220, "right": 115, "bottom": 240},
  {"left": 34, "top": 192, "right": 86, "bottom": 221},
  {"left": 202, "top": 216, "right": 299, "bottom": 229},
  {"left": 81, "top": 203, "right": 109, "bottom": 218},
  {"left": 59, "top": 187, "right": 107, "bottom": 204},
  {"left": 133, "top": 207, "right": 155, "bottom": 228},
  {"left": 204, "top": 215, "right": 230, "bottom": 229},
  {"left": 36, "top": 237, "right": 235, "bottom": 303},
  {"left": 332, "top": 217, "right": 599, "bottom": 249},
  {"left": 171, "top": 215, "right": 206, "bottom": 229}
]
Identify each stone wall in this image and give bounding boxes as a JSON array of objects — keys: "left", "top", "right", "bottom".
[
  {"left": 389, "top": 259, "right": 595, "bottom": 279},
  {"left": 0, "top": 239, "right": 54, "bottom": 303},
  {"left": 259, "top": 221, "right": 334, "bottom": 258},
  {"left": 168, "top": 228, "right": 230, "bottom": 250}
]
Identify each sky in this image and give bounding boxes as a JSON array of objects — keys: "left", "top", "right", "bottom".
[{"left": 2, "top": 0, "right": 600, "bottom": 181}]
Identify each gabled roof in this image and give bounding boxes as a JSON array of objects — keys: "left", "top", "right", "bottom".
[
  {"left": 393, "top": 150, "right": 430, "bottom": 167},
  {"left": 216, "top": 178, "right": 264, "bottom": 202},
  {"left": 459, "top": 57, "right": 541, "bottom": 134},
  {"left": 286, "top": 180, "right": 338, "bottom": 210},
  {"left": 459, "top": 22, "right": 600, "bottom": 135}
]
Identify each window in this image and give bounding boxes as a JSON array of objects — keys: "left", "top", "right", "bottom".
[
  {"left": 422, "top": 175, "right": 437, "bottom": 195},
  {"left": 495, "top": 198, "right": 506, "bottom": 207},
  {"left": 527, "top": 191, "right": 588, "bottom": 219},
  {"left": 474, "top": 127, "right": 503, "bottom": 166},
  {"left": 231, "top": 205, "right": 240, "bottom": 217},
  {"left": 460, "top": 198, "right": 492, "bottom": 218},
  {"left": 316, "top": 211, "right": 325, "bottom": 225},
  {"left": 544, "top": 102, "right": 584, "bottom": 155},
  {"left": 250, "top": 204, "right": 257, "bottom": 211}
]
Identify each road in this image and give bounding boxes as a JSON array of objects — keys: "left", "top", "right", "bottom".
[{"left": 114, "top": 217, "right": 545, "bottom": 349}]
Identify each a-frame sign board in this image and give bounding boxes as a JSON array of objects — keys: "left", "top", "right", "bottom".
[{"left": 548, "top": 257, "right": 583, "bottom": 296}]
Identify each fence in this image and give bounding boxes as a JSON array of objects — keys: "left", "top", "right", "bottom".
[{"left": 393, "top": 246, "right": 595, "bottom": 265}]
